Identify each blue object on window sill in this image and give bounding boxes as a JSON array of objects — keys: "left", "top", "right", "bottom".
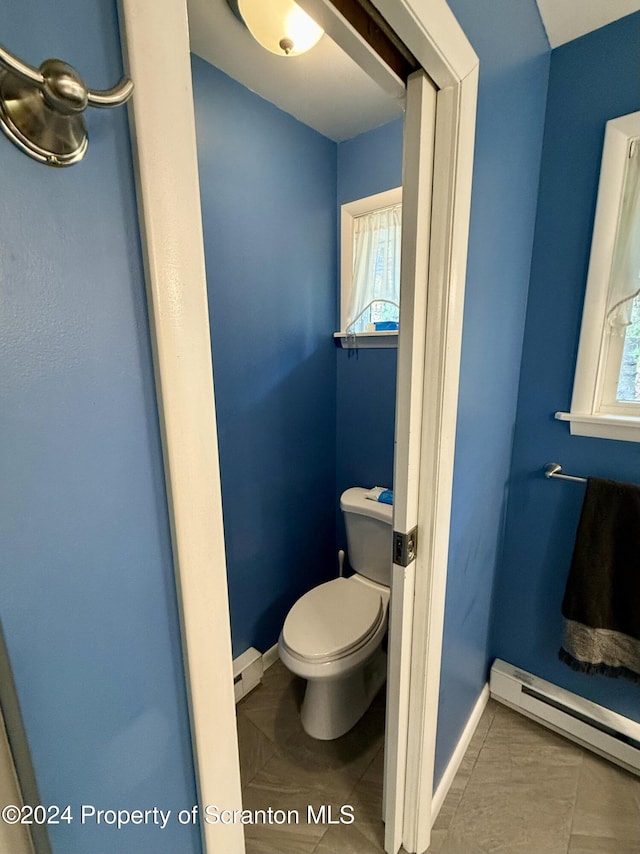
[
  {"left": 378, "top": 489, "right": 393, "bottom": 505},
  {"left": 374, "top": 321, "right": 399, "bottom": 331}
]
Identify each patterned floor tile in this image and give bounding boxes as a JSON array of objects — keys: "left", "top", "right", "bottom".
[
  {"left": 570, "top": 752, "right": 640, "bottom": 843},
  {"left": 313, "top": 819, "right": 383, "bottom": 853},
  {"left": 568, "top": 833, "right": 640, "bottom": 854},
  {"left": 238, "top": 660, "right": 306, "bottom": 745},
  {"left": 236, "top": 711, "right": 278, "bottom": 787}
]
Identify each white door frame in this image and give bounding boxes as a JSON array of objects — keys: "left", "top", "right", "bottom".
[
  {"left": 384, "top": 68, "right": 438, "bottom": 854},
  {"left": 117, "top": 1, "right": 478, "bottom": 853}
]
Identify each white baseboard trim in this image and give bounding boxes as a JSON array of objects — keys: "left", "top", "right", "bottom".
[
  {"left": 431, "top": 683, "right": 490, "bottom": 823},
  {"left": 262, "top": 643, "right": 279, "bottom": 671}
]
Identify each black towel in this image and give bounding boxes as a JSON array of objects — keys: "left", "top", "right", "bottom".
[{"left": 559, "top": 476, "right": 640, "bottom": 683}]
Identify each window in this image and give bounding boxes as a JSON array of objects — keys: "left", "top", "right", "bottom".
[
  {"left": 557, "top": 111, "right": 640, "bottom": 441},
  {"left": 335, "top": 187, "right": 402, "bottom": 348}
]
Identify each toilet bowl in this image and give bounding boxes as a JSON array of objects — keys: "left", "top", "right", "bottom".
[{"left": 278, "top": 487, "right": 392, "bottom": 740}]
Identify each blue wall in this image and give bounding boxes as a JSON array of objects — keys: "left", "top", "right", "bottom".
[
  {"left": 0, "top": 2, "right": 200, "bottom": 853},
  {"left": 435, "top": 0, "right": 550, "bottom": 782},
  {"left": 492, "top": 12, "right": 640, "bottom": 722},
  {"left": 335, "top": 121, "right": 403, "bottom": 552},
  {"left": 191, "top": 57, "right": 338, "bottom": 657}
]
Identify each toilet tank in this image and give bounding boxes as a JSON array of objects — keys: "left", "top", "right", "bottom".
[{"left": 340, "top": 487, "right": 393, "bottom": 586}]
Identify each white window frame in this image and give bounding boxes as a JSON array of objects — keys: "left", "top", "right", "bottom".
[
  {"left": 557, "top": 111, "right": 640, "bottom": 442},
  {"left": 334, "top": 186, "right": 402, "bottom": 348}
]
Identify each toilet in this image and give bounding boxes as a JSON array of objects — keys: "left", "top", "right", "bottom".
[{"left": 278, "top": 487, "right": 392, "bottom": 740}]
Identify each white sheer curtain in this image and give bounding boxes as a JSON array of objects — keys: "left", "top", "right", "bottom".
[
  {"left": 607, "top": 140, "right": 640, "bottom": 332},
  {"left": 346, "top": 204, "right": 402, "bottom": 334}
]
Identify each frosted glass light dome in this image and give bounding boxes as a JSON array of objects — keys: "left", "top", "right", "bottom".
[{"left": 238, "top": 0, "right": 324, "bottom": 56}]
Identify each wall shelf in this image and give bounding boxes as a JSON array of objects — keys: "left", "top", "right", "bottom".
[{"left": 333, "top": 331, "right": 398, "bottom": 349}]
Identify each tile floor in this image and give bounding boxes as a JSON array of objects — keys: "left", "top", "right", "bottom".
[{"left": 236, "top": 660, "right": 640, "bottom": 854}]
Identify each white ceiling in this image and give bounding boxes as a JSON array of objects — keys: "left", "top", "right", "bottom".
[
  {"left": 536, "top": 0, "right": 640, "bottom": 47},
  {"left": 187, "top": 0, "right": 405, "bottom": 142},
  {"left": 187, "top": 0, "right": 640, "bottom": 142}
]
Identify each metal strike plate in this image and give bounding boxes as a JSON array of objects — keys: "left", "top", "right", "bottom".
[{"left": 393, "top": 527, "right": 417, "bottom": 567}]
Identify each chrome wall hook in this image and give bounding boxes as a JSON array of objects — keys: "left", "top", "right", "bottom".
[{"left": 0, "top": 45, "right": 133, "bottom": 167}]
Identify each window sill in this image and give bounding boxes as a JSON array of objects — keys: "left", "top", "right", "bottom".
[
  {"left": 333, "top": 331, "right": 398, "bottom": 349},
  {"left": 555, "top": 411, "right": 640, "bottom": 443}
]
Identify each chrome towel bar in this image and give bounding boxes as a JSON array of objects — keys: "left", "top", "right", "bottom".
[{"left": 544, "top": 463, "right": 587, "bottom": 483}]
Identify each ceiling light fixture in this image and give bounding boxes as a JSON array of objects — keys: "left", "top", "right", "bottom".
[{"left": 236, "top": 0, "right": 324, "bottom": 57}]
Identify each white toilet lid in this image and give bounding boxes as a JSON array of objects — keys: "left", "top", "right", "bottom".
[{"left": 282, "top": 577, "right": 383, "bottom": 662}]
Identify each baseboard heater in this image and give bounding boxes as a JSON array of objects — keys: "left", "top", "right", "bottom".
[
  {"left": 233, "top": 647, "right": 264, "bottom": 704},
  {"left": 490, "top": 659, "right": 640, "bottom": 776}
]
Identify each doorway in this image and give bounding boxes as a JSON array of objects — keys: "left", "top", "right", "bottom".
[
  {"left": 118, "top": 1, "right": 478, "bottom": 851},
  {"left": 187, "top": 9, "right": 414, "bottom": 851}
]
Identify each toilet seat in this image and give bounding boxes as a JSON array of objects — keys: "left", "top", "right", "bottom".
[{"left": 281, "top": 577, "right": 383, "bottom": 663}]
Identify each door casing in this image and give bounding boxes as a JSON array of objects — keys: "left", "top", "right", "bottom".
[{"left": 117, "top": 1, "right": 478, "bottom": 852}]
